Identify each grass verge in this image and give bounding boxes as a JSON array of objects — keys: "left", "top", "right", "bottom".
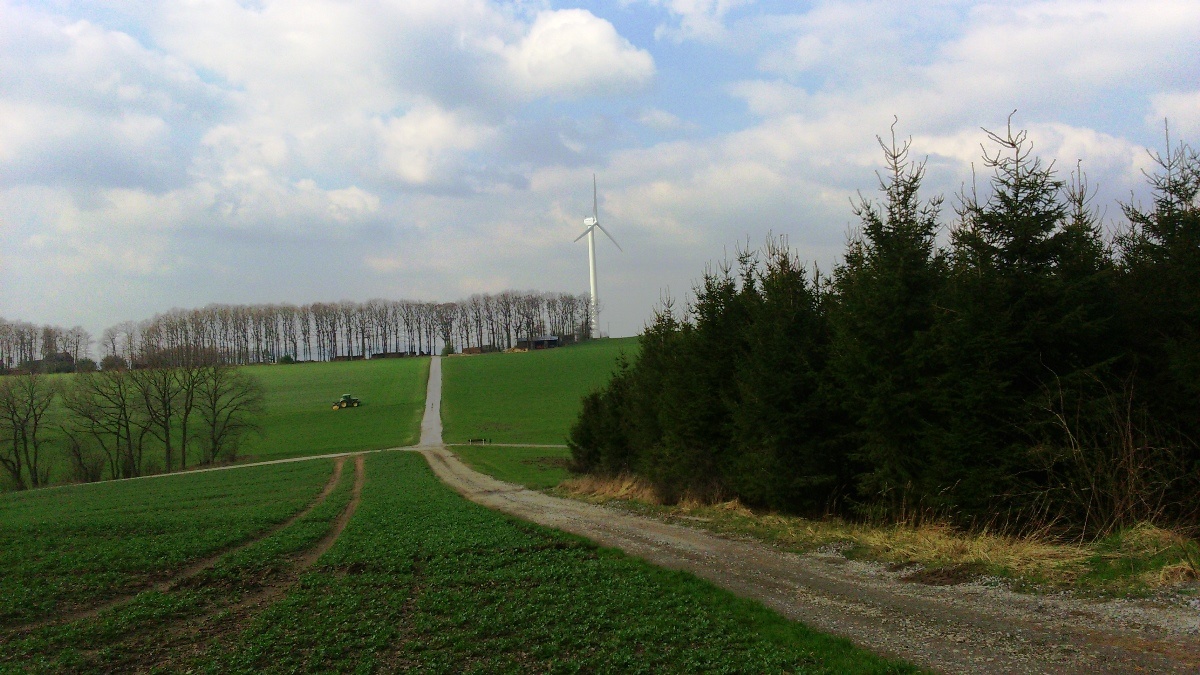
[
  {"left": 450, "top": 445, "right": 575, "bottom": 490},
  {"left": 441, "top": 337, "right": 637, "bottom": 444},
  {"left": 559, "top": 473, "right": 1200, "bottom": 597}
]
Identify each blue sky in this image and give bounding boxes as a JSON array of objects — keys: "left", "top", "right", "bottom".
[{"left": 2, "top": 0, "right": 1198, "bottom": 340}]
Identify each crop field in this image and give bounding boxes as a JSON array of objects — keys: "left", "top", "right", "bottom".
[
  {"left": 241, "top": 356, "right": 429, "bottom": 461},
  {"left": 441, "top": 337, "right": 637, "bottom": 444},
  {"left": 451, "top": 444, "right": 574, "bottom": 490},
  {"left": 0, "top": 459, "right": 335, "bottom": 629},
  {"left": 0, "top": 451, "right": 913, "bottom": 673}
]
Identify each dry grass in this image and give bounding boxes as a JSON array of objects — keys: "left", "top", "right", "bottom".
[
  {"left": 559, "top": 473, "right": 662, "bottom": 504},
  {"left": 855, "top": 523, "right": 1091, "bottom": 578},
  {"left": 558, "top": 474, "right": 1200, "bottom": 591}
]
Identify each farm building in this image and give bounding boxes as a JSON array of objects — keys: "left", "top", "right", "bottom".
[{"left": 516, "top": 335, "right": 560, "bottom": 350}]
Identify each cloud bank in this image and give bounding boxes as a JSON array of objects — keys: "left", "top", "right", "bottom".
[{"left": 2, "top": 0, "right": 1197, "bottom": 340}]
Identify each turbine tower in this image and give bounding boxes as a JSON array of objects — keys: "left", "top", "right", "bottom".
[{"left": 573, "top": 174, "right": 622, "bottom": 338}]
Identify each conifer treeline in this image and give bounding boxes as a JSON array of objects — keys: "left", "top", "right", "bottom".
[{"left": 570, "top": 125, "right": 1200, "bottom": 536}]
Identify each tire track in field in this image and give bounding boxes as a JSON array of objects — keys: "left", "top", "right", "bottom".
[
  {"left": 4, "top": 457, "right": 347, "bottom": 635},
  {"left": 136, "top": 454, "right": 366, "bottom": 673},
  {"left": 15, "top": 455, "right": 368, "bottom": 674}
]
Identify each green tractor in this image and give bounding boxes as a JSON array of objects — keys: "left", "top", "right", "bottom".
[{"left": 332, "top": 394, "right": 361, "bottom": 410}]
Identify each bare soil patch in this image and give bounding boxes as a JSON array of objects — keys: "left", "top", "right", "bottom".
[
  {"left": 901, "top": 562, "right": 990, "bottom": 586},
  {"left": 520, "top": 456, "right": 571, "bottom": 470}
]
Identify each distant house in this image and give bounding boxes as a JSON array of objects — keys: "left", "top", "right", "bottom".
[
  {"left": 461, "top": 345, "right": 499, "bottom": 355},
  {"left": 25, "top": 351, "right": 75, "bottom": 374},
  {"left": 516, "top": 335, "right": 560, "bottom": 350}
]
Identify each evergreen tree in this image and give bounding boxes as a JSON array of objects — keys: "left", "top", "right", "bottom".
[
  {"left": 1116, "top": 134, "right": 1200, "bottom": 464},
  {"left": 827, "top": 129, "right": 947, "bottom": 515},
  {"left": 731, "top": 237, "right": 837, "bottom": 511},
  {"left": 940, "top": 120, "right": 1117, "bottom": 518}
]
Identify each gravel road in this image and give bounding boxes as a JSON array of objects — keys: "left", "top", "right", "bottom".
[{"left": 418, "top": 357, "right": 1200, "bottom": 674}]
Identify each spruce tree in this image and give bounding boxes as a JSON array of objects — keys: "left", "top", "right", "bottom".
[
  {"left": 730, "top": 237, "right": 836, "bottom": 511},
  {"left": 828, "top": 128, "right": 947, "bottom": 515},
  {"left": 1116, "top": 134, "right": 1200, "bottom": 466}
]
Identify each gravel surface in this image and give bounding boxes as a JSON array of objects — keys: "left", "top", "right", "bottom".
[{"left": 417, "top": 356, "right": 1200, "bottom": 674}]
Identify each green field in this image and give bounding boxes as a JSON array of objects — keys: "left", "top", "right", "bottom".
[
  {"left": 239, "top": 357, "right": 429, "bottom": 461},
  {"left": 0, "top": 459, "right": 335, "bottom": 628},
  {"left": 441, "top": 338, "right": 637, "bottom": 444},
  {"left": 0, "top": 452, "right": 914, "bottom": 673},
  {"left": 1, "top": 358, "right": 427, "bottom": 491},
  {"left": 451, "top": 445, "right": 574, "bottom": 490}
]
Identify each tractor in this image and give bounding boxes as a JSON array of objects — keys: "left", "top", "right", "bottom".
[{"left": 332, "top": 394, "right": 361, "bottom": 410}]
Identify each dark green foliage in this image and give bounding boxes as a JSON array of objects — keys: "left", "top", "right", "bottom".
[
  {"left": 571, "top": 121, "right": 1200, "bottom": 536},
  {"left": 1116, "top": 137, "right": 1200, "bottom": 458},
  {"left": 729, "top": 241, "right": 837, "bottom": 511},
  {"left": 829, "top": 129, "right": 947, "bottom": 514}
]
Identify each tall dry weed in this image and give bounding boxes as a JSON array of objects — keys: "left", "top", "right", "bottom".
[{"left": 559, "top": 473, "right": 662, "bottom": 504}]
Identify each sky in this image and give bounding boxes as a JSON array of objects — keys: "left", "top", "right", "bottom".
[{"left": 2, "top": 0, "right": 1198, "bottom": 340}]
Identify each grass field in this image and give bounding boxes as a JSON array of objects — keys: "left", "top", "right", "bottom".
[
  {"left": 240, "top": 357, "right": 429, "bottom": 462},
  {"left": 0, "top": 459, "right": 335, "bottom": 628},
  {"left": 451, "top": 445, "right": 574, "bottom": 490},
  {"left": 441, "top": 337, "right": 637, "bottom": 444},
  {"left": 1, "top": 452, "right": 916, "bottom": 673},
  {"left": 1, "top": 357, "right": 427, "bottom": 491}
]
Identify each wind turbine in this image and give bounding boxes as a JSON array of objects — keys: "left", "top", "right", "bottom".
[{"left": 574, "top": 174, "right": 622, "bottom": 338}]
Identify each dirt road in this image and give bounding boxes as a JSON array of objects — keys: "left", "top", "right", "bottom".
[{"left": 418, "top": 357, "right": 1200, "bottom": 674}]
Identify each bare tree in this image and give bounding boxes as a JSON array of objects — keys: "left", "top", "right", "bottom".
[
  {"left": 0, "top": 319, "right": 15, "bottom": 370},
  {"left": 196, "top": 364, "right": 264, "bottom": 464},
  {"left": 0, "top": 373, "right": 58, "bottom": 489},
  {"left": 131, "top": 360, "right": 181, "bottom": 472},
  {"left": 64, "top": 325, "right": 92, "bottom": 364},
  {"left": 62, "top": 369, "right": 151, "bottom": 479},
  {"left": 496, "top": 292, "right": 515, "bottom": 349}
]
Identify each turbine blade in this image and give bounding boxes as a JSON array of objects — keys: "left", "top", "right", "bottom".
[
  {"left": 593, "top": 174, "right": 598, "bottom": 221},
  {"left": 573, "top": 225, "right": 593, "bottom": 243},
  {"left": 596, "top": 223, "right": 623, "bottom": 252}
]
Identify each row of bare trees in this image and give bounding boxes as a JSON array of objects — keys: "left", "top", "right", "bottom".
[
  {"left": 103, "top": 291, "right": 593, "bottom": 366},
  {"left": 0, "top": 320, "right": 92, "bottom": 372},
  {"left": 4, "top": 289, "right": 592, "bottom": 373},
  {"left": 0, "top": 354, "right": 264, "bottom": 490}
]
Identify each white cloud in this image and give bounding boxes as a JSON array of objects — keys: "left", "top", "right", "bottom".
[
  {"left": 634, "top": 108, "right": 698, "bottom": 132},
  {"left": 375, "top": 105, "right": 494, "bottom": 184},
  {"left": 326, "top": 186, "right": 381, "bottom": 223},
  {"left": 635, "top": 0, "right": 756, "bottom": 43},
  {"left": 504, "top": 10, "right": 655, "bottom": 98},
  {"left": 1148, "top": 91, "right": 1200, "bottom": 139},
  {"left": 3, "top": 0, "right": 1197, "bottom": 340}
]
